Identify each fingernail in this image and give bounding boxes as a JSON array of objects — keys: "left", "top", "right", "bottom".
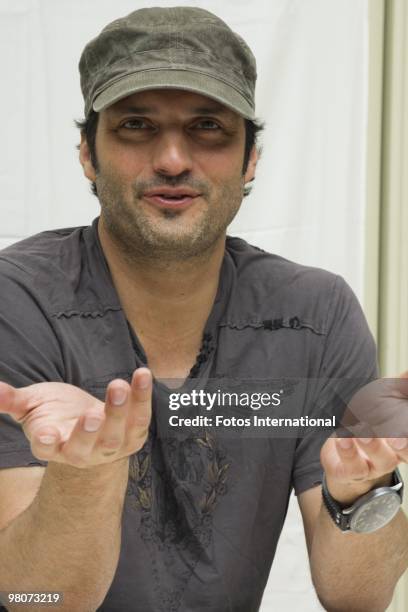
[
  {"left": 390, "top": 438, "right": 407, "bottom": 450},
  {"left": 138, "top": 371, "right": 151, "bottom": 389},
  {"left": 359, "top": 437, "right": 373, "bottom": 445},
  {"left": 338, "top": 438, "right": 353, "bottom": 450},
  {"left": 84, "top": 417, "right": 102, "bottom": 432},
  {"left": 39, "top": 435, "right": 56, "bottom": 445},
  {"left": 111, "top": 387, "right": 127, "bottom": 406}
]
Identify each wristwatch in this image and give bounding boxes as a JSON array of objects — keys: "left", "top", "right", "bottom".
[{"left": 322, "top": 468, "right": 404, "bottom": 533}]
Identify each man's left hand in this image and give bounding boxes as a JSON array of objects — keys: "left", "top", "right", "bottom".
[
  {"left": 321, "top": 371, "right": 408, "bottom": 505},
  {"left": 321, "top": 435, "right": 406, "bottom": 505}
]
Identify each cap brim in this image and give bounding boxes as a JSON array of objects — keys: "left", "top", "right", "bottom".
[{"left": 92, "top": 69, "right": 255, "bottom": 119}]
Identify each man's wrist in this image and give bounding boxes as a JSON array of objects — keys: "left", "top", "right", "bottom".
[
  {"left": 324, "top": 471, "right": 394, "bottom": 507},
  {"left": 42, "top": 458, "right": 130, "bottom": 495}
]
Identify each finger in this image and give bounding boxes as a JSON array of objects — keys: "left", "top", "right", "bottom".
[
  {"left": 93, "top": 380, "right": 131, "bottom": 456},
  {"left": 334, "top": 437, "right": 370, "bottom": 482},
  {"left": 354, "top": 437, "right": 397, "bottom": 475},
  {"left": 345, "top": 378, "right": 408, "bottom": 432},
  {"left": 125, "top": 368, "right": 152, "bottom": 446},
  {"left": 0, "top": 382, "right": 39, "bottom": 421},
  {"left": 30, "top": 426, "right": 62, "bottom": 461},
  {"left": 59, "top": 406, "right": 105, "bottom": 467},
  {"left": 387, "top": 437, "right": 408, "bottom": 460}
]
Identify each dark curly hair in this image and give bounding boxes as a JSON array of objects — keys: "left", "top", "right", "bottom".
[{"left": 75, "top": 110, "right": 264, "bottom": 198}]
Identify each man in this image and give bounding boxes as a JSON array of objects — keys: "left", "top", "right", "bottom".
[{"left": 0, "top": 6, "right": 407, "bottom": 612}]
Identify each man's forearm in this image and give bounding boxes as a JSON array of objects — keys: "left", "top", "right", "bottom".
[
  {"left": 310, "top": 502, "right": 408, "bottom": 611},
  {"left": 0, "top": 459, "right": 129, "bottom": 612}
]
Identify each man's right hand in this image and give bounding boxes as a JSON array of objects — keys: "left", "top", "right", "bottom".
[{"left": 0, "top": 368, "right": 152, "bottom": 468}]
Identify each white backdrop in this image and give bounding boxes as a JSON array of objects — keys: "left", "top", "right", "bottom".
[{"left": 0, "top": 1, "right": 369, "bottom": 610}]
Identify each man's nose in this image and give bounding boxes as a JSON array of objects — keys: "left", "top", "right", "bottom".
[{"left": 151, "top": 131, "right": 193, "bottom": 177}]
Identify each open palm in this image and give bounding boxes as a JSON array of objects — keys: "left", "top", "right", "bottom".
[
  {"left": 0, "top": 369, "right": 152, "bottom": 467},
  {"left": 7, "top": 382, "right": 103, "bottom": 443}
]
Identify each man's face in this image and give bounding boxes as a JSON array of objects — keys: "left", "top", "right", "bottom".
[{"left": 80, "top": 89, "right": 257, "bottom": 262}]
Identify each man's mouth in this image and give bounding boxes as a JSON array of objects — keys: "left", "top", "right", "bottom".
[{"left": 142, "top": 188, "right": 201, "bottom": 208}]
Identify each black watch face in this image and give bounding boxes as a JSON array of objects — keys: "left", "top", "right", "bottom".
[{"left": 350, "top": 491, "right": 401, "bottom": 533}]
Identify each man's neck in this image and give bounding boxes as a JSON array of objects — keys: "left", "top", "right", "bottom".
[{"left": 97, "top": 217, "right": 226, "bottom": 347}]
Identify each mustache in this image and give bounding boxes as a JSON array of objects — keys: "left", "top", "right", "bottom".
[{"left": 133, "top": 174, "right": 210, "bottom": 198}]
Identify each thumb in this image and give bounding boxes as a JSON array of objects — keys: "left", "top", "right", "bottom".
[{"left": 0, "top": 381, "right": 39, "bottom": 422}]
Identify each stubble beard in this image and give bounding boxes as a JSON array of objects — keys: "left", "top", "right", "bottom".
[{"left": 96, "top": 170, "right": 245, "bottom": 265}]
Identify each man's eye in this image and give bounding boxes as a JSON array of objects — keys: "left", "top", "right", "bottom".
[
  {"left": 121, "top": 119, "right": 150, "bottom": 129},
  {"left": 194, "top": 120, "right": 220, "bottom": 130}
]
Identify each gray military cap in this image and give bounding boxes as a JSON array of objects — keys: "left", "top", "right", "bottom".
[{"left": 79, "top": 6, "right": 257, "bottom": 119}]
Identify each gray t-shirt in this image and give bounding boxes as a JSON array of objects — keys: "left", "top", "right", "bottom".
[{"left": 0, "top": 218, "right": 377, "bottom": 612}]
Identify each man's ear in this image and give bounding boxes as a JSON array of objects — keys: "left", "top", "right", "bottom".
[
  {"left": 79, "top": 133, "right": 97, "bottom": 182},
  {"left": 244, "top": 145, "right": 258, "bottom": 184}
]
